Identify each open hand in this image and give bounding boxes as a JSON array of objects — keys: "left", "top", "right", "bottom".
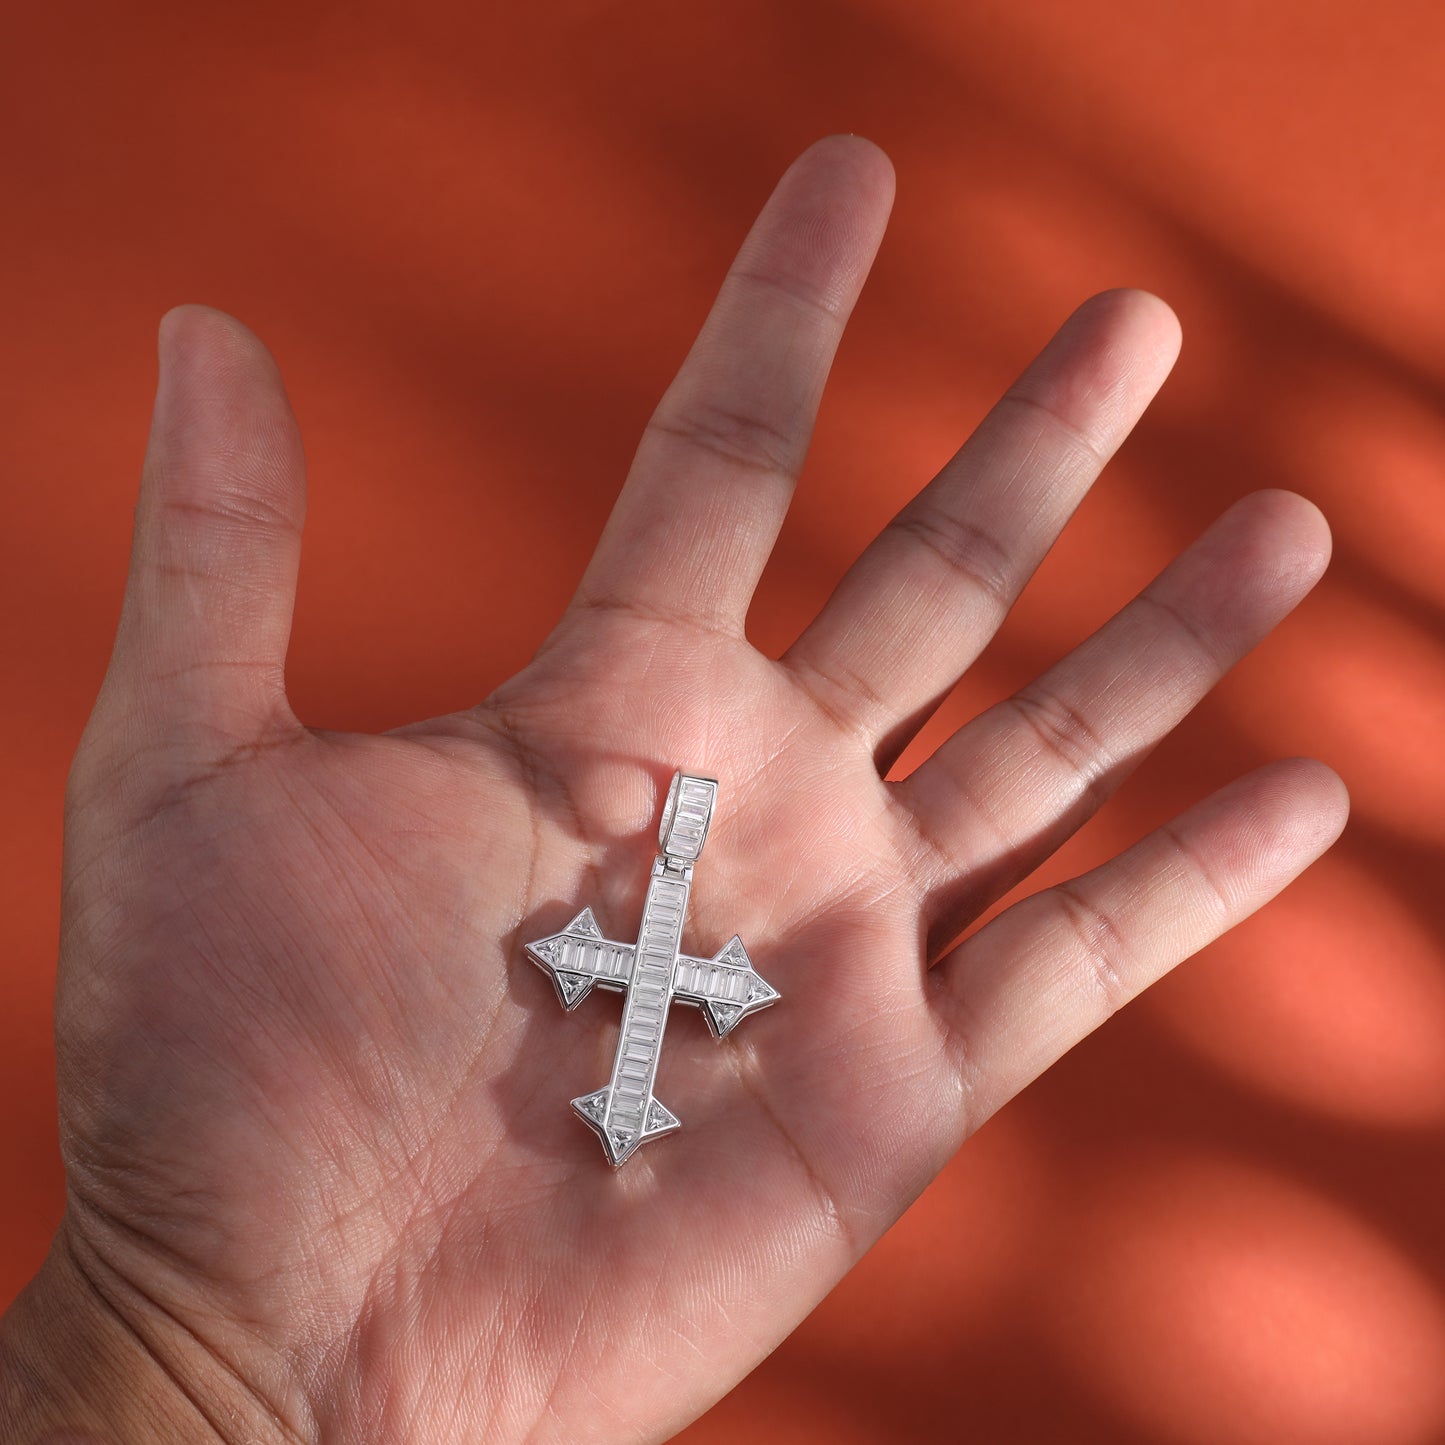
[{"left": 1, "top": 136, "right": 1347, "bottom": 1443}]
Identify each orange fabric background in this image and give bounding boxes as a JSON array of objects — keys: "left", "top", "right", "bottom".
[{"left": 3, "top": 3, "right": 1443, "bottom": 1441}]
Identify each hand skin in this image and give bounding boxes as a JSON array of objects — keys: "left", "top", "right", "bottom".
[{"left": 0, "top": 135, "right": 1347, "bottom": 1443}]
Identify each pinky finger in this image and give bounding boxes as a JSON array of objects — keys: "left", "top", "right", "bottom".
[{"left": 932, "top": 758, "right": 1349, "bottom": 1130}]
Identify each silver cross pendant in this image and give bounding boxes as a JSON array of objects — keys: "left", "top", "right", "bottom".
[{"left": 523, "top": 772, "right": 780, "bottom": 1166}]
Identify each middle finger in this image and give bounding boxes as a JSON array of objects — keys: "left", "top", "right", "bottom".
[{"left": 782, "top": 289, "right": 1181, "bottom": 768}]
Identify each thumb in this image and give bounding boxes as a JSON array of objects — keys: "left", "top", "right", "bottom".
[{"left": 103, "top": 305, "right": 308, "bottom": 753}]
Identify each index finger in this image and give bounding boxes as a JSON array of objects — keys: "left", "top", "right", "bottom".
[{"left": 569, "top": 135, "right": 895, "bottom": 636}]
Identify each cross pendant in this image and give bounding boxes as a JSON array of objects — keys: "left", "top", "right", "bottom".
[{"left": 523, "top": 772, "right": 780, "bottom": 1166}]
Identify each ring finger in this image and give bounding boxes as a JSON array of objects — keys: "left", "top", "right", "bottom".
[{"left": 897, "top": 488, "right": 1332, "bottom": 954}]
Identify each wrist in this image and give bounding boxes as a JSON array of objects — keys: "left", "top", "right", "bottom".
[{"left": 0, "top": 1218, "right": 292, "bottom": 1445}]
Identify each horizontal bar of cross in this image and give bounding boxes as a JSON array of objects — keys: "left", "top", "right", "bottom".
[{"left": 525, "top": 907, "right": 780, "bottom": 1038}]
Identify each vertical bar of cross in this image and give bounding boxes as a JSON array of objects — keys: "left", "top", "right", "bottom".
[{"left": 603, "top": 867, "right": 689, "bottom": 1143}]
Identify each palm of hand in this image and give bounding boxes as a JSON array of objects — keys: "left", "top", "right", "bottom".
[
  {"left": 47, "top": 137, "right": 1345, "bottom": 1443},
  {"left": 64, "top": 611, "right": 947, "bottom": 1438}
]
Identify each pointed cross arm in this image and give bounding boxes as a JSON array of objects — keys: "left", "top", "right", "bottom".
[{"left": 524, "top": 908, "right": 780, "bottom": 1036}]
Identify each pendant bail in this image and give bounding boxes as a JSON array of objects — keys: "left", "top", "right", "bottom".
[{"left": 658, "top": 771, "right": 717, "bottom": 870}]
